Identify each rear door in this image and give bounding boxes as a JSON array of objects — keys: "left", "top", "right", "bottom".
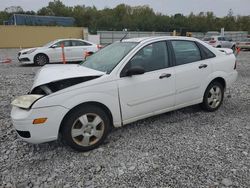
[
  {"left": 71, "top": 40, "right": 95, "bottom": 61},
  {"left": 170, "top": 40, "right": 213, "bottom": 106}
]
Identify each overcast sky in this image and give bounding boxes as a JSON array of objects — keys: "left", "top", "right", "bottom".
[{"left": 0, "top": 0, "right": 250, "bottom": 17}]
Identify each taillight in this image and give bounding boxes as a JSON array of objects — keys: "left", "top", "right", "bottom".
[
  {"left": 97, "top": 45, "right": 102, "bottom": 49},
  {"left": 234, "top": 60, "right": 237, "bottom": 70},
  {"left": 209, "top": 40, "right": 216, "bottom": 43},
  {"left": 84, "top": 51, "right": 93, "bottom": 59}
]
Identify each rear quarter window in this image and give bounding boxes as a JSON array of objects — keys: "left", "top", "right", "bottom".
[{"left": 196, "top": 42, "right": 216, "bottom": 59}]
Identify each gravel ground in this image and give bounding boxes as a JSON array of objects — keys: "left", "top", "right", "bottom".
[{"left": 0, "top": 49, "right": 250, "bottom": 188}]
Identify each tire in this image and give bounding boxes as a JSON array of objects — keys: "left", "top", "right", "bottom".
[
  {"left": 217, "top": 45, "right": 221, "bottom": 48},
  {"left": 34, "top": 54, "right": 49, "bottom": 66},
  {"left": 61, "top": 104, "right": 111, "bottom": 152},
  {"left": 201, "top": 82, "right": 224, "bottom": 112}
]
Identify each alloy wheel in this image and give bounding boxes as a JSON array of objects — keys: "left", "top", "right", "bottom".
[
  {"left": 207, "top": 85, "right": 222, "bottom": 109},
  {"left": 71, "top": 113, "right": 105, "bottom": 146}
]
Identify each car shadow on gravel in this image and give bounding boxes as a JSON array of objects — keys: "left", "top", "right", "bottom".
[
  {"left": 30, "top": 104, "right": 202, "bottom": 153},
  {"left": 19, "top": 64, "right": 38, "bottom": 67},
  {"left": 105, "top": 104, "right": 204, "bottom": 143}
]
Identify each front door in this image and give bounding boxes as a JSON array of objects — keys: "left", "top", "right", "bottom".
[
  {"left": 117, "top": 41, "right": 175, "bottom": 123},
  {"left": 47, "top": 40, "right": 72, "bottom": 62}
]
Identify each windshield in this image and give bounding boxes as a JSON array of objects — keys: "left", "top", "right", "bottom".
[
  {"left": 81, "top": 42, "right": 138, "bottom": 73},
  {"left": 43, "top": 40, "right": 58, "bottom": 47}
]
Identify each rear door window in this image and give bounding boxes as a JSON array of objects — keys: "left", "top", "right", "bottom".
[
  {"left": 54, "top": 40, "right": 72, "bottom": 47},
  {"left": 171, "top": 40, "right": 202, "bottom": 65},
  {"left": 72, "top": 40, "right": 92, "bottom": 46}
]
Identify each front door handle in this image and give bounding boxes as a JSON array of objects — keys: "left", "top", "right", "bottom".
[
  {"left": 199, "top": 64, "right": 208, "bottom": 69},
  {"left": 159, "top": 73, "right": 171, "bottom": 79}
]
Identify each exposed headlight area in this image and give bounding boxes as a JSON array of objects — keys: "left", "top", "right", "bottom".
[
  {"left": 31, "top": 76, "right": 101, "bottom": 95},
  {"left": 11, "top": 94, "right": 44, "bottom": 109},
  {"left": 22, "top": 48, "right": 37, "bottom": 55}
]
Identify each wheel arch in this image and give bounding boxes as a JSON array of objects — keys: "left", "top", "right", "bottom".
[
  {"left": 203, "top": 76, "right": 226, "bottom": 99},
  {"left": 59, "top": 101, "right": 114, "bottom": 134},
  {"left": 209, "top": 77, "right": 226, "bottom": 89},
  {"left": 33, "top": 53, "right": 49, "bottom": 63}
]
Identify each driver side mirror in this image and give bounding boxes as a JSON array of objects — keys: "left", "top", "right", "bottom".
[
  {"left": 125, "top": 66, "right": 145, "bottom": 77},
  {"left": 50, "top": 44, "right": 59, "bottom": 48}
]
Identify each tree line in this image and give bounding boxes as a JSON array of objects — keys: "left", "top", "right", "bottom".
[{"left": 1, "top": 0, "right": 250, "bottom": 34}]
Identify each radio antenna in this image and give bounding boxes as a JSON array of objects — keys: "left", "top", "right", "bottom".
[{"left": 120, "top": 32, "right": 128, "bottom": 42}]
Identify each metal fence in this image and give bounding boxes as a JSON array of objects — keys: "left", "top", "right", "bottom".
[
  {"left": 97, "top": 30, "right": 248, "bottom": 45},
  {"left": 97, "top": 31, "right": 171, "bottom": 45},
  {"left": 205, "top": 31, "right": 248, "bottom": 42}
]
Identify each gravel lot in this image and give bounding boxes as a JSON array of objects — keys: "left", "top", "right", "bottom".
[{"left": 0, "top": 49, "right": 250, "bottom": 188}]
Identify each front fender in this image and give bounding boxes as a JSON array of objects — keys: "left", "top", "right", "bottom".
[
  {"left": 32, "top": 86, "right": 122, "bottom": 127},
  {"left": 62, "top": 92, "right": 122, "bottom": 127}
]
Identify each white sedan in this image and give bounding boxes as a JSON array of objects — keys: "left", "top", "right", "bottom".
[
  {"left": 236, "top": 38, "right": 250, "bottom": 50},
  {"left": 203, "top": 36, "right": 236, "bottom": 51},
  {"left": 11, "top": 36, "right": 238, "bottom": 151},
  {"left": 18, "top": 39, "right": 99, "bottom": 66}
]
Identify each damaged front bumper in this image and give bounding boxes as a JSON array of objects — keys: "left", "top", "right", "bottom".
[{"left": 11, "top": 105, "right": 68, "bottom": 144}]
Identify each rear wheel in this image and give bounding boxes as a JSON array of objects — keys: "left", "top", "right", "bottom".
[
  {"left": 201, "top": 82, "right": 224, "bottom": 112},
  {"left": 61, "top": 105, "right": 111, "bottom": 152},
  {"left": 34, "top": 54, "right": 49, "bottom": 66}
]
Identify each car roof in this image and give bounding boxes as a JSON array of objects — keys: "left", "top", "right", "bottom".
[
  {"left": 122, "top": 36, "right": 199, "bottom": 43},
  {"left": 57, "top": 38, "right": 85, "bottom": 41}
]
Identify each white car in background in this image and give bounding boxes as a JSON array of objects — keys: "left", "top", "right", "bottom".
[
  {"left": 203, "top": 36, "right": 236, "bottom": 51},
  {"left": 11, "top": 36, "right": 238, "bottom": 152},
  {"left": 18, "top": 39, "right": 100, "bottom": 66},
  {"left": 236, "top": 38, "right": 250, "bottom": 50}
]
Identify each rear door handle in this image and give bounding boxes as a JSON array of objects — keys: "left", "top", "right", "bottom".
[
  {"left": 199, "top": 64, "right": 208, "bottom": 69},
  {"left": 159, "top": 73, "right": 171, "bottom": 79}
]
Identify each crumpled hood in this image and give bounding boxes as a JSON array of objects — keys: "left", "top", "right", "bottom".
[{"left": 32, "top": 64, "right": 105, "bottom": 89}]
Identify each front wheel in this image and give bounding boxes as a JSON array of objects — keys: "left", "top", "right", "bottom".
[
  {"left": 61, "top": 105, "right": 111, "bottom": 152},
  {"left": 34, "top": 54, "right": 49, "bottom": 66},
  {"left": 201, "top": 82, "right": 224, "bottom": 112}
]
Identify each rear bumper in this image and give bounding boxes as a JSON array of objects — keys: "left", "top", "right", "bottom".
[{"left": 11, "top": 105, "right": 68, "bottom": 144}]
